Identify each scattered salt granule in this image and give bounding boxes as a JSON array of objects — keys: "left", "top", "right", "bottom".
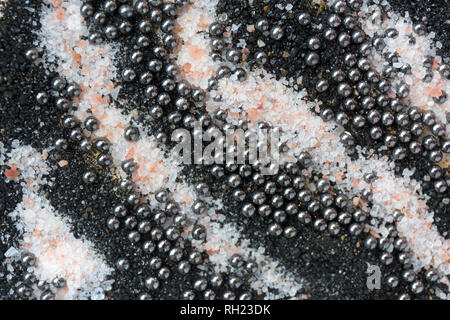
[
  {"left": 174, "top": 0, "right": 219, "bottom": 89},
  {"left": 1, "top": 142, "right": 113, "bottom": 300},
  {"left": 176, "top": 0, "right": 450, "bottom": 283},
  {"left": 193, "top": 217, "right": 303, "bottom": 299},
  {"left": 37, "top": 0, "right": 304, "bottom": 299},
  {"left": 361, "top": 4, "right": 450, "bottom": 134},
  {"left": 38, "top": 0, "right": 183, "bottom": 205}
]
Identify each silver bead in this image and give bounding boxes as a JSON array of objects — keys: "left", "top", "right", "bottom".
[
  {"left": 192, "top": 88, "right": 205, "bottom": 102},
  {"left": 119, "top": 4, "right": 134, "bottom": 18},
  {"left": 357, "top": 81, "right": 370, "bottom": 95},
  {"left": 82, "top": 171, "right": 96, "bottom": 184},
  {"left": 40, "top": 290, "right": 55, "bottom": 300},
  {"left": 163, "top": 34, "right": 178, "bottom": 48},
  {"left": 178, "top": 261, "right": 191, "bottom": 274},
  {"left": 122, "top": 68, "right": 136, "bottom": 82},
  {"left": 255, "top": 51, "right": 268, "bottom": 65},
  {"left": 328, "top": 222, "right": 340, "bottom": 235},
  {"left": 398, "top": 293, "right": 410, "bottom": 300},
  {"left": 270, "top": 26, "right": 284, "bottom": 40},
  {"left": 80, "top": 3, "right": 94, "bottom": 17},
  {"left": 353, "top": 209, "right": 367, "bottom": 222},
  {"left": 223, "top": 291, "right": 236, "bottom": 300},
  {"left": 327, "top": 14, "right": 341, "bottom": 28},
  {"left": 36, "top": 92, "right": 48, "bottom": 105},
  {"left": 93, "top": 11, "right": 106, "bottom": 25},
  {"left": 431, "top": 123, "right": 445, "bottom": 137},
  {"left": 344, "top": 53, "right": 357, "bottom": 67},
  {"left": 80, "top": 139, "right": 92, "bottom": 152},
  {"left": 88, "top": 32, "right": 103, "bottom": 44},
  {"left": 64, "top": 116, "right": 80, "bottom": 131},
  {"left": 135, "top": 0, "right": 149, "bottom": 15},
  {"left": 51, "top": 276, "right": 66, "bottom": 289},
  {"left": 423, "top": 135, "right": 438, "bottom": 150},
  {"left": 183, "top": 290, "right": 195, "bottom": 300},
  {"left": 209, "top": 22, "right": 223, "bottom": 35},
  {"left": 413, "top": 23, "right": 426, "bottom": 36},
  {"left": 283, "top": 226, "right": 297, "bottom": 238},
  {"left": 402, "top": 270, "right": 416, "bottom": 282},
  {"left": 337, "top": 33, "right": 351, "bottom": 47},
  {"left": 343, "top": 16, "right": 356, "bottom": 29},
  {"left": 387, "top": 276, "right": 399, "bottom": 288},
  {"left": 194, "top": 279, "right": 208, "bottom": 291},
  {"left": 94, "top": 138, "right": 110, "bottom": 152},
  {"left": 307, "top": 37, "right": 321, "bottom": 50},
  {"left": 56, "top": 98, "right": 71, "bottom": 110},
  {"left": 102, "top": 0, "right": 117, "bottom": 13},
  {"left": 384, "top": 134, "right": 397, "bottom": 148},
  {"left": 274, "top": 210, "right": 287, "bottom": 223},
  {"left": 392, "top": 147, "right": 406, "bottom": 160},
  {"left": 105, "top": 25, "right": 118, "bottom": 39},
  {"left": 373, "top": 37, "right": 385, "bottom": 51},
  {"left": 119, "top": 21, "right": 132, "bottom": 34},
  {"left": 367, "top": 71, "right": 380, "bottom": 83},
  {"left": 67, "top": 129, "right": 84, "bottom": 142},
  {"left": 305, "top": 52, "right": 319, "bottom": 66},
  {"left": 382, "top": 112, "right": 394, "bottom": 126},
  {"left": 137, "top": 220, "right": 151, "bottom": 234},
  {"left": 192, "top": 225, "right": 206, "bottom": 240},
  {"left": 425, "top": 269, "right": 439, "bottom": 282},
  {"left": 114, "top": 204, "right": 127, "bottom": 218},
  {"left": 314, "top": 218, "right": 327, "bottom": 232},
  {"left": 324, "top": 28, "right": 337, "bottom": 41},
  {"left": 22, "top": 253, "right": 36, "bottom": 267},
  {"left": 119, "top": 179, "right": 134, "bottom": 193},
  {"left": 150, "top": 257, "right": 162, "bottom": 270},
  {"left": 323, "top": 208, "right": 337, "bottom": 221},
  {"left": 143, "top": 240, "right": 156, "bottom": 254},
  {"left": 161, "top": 19, "right": 175, "bottom": 33},
  {"left": 337, "top": 83, "right": 351, "bottom": 97},
  {"left": 442, "top": 140, "right": 450, "bottom": 153},
  {"left": 234, "top": 68, "right": 247, "bottom": 82},
  {"left": 128, "top": 231, "right": 141, "bottom": 243},
  {"left": 55, "top": 138, "right": 68, "bottom": 151},
  {"left": 348, "top": 68, "right": 361, "bottom": 82},
  {"left": 349, "top": 223, "right": 362, "bottom": 236},
  {"left": 25, "top": 48, "right": 38, "bottom": 61},
  {"left": 364, "top": 236, "right": 377, "bottom": 250},
  {"left": 297, "top": 211, "right": 311, "bottom": 224},
  {"left": 158, "top": 267, "right": 170, "bottom": 280},
  {"left": 84, "top": 116, "right": 99, "bottom": 131},
  {"left": 429, "top": 150, "right": 443, "bottom": 163},
  {"left": 106, "top": 216, "right": 120, "bottom": 230},
  {"left": 316, "top": 79, "right": 329, "bottom": 93},
  {"left": 434, "top": 180, "right": 447, "bottom": 193},
  {"left": 409, "top": 141, "right": 422, "bottom": 154},
  {"left": 348, "top": 0, "right": 362, "bottom": 10},
  {"left": 297, "top": 12, "right": 310, "bottom": 25},
  {"left": 124, "top": 216, "right": 137, "bottom": 229},
  {"left": 331, "top": 69, "right": 345, "bottom": 82},
  {"left": 352, "top": 30, "right": 365, "bottom": 44},
  {"left": 116, "top": 258, "right": 129, "bottom": 271},
  {"left": 145, "top": 277, "right": 159, "bottom": 290},
  {"left": 396, "top": 84, "right": 410, "bottom": 98},
  {"left": 210, "top": 274, "right": 223, "bottom": 287},
  {"left": 411, "top": 281, "right": 424, "bottom": 294},
  {"left": 380, "top": 252, "right": 393, "bottom": 265},
  {"left": 369, "top": 126, "right": 382, "bottom": 140},
  {"left": 368, "top": 110, "right": 381, "bottom": 124}
]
